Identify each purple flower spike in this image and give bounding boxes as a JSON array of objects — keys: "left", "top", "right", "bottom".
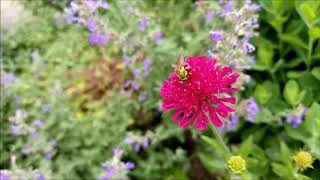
[
  {"left": 210, "top": 30, "right": 223, "bottom": 41},
  {"left": 123, "top": 80, "right": 131, "bottom": 88},
  {"left": 44, "top": 149, "right": 53, "bottom": 160},
  {"left": 132, "top": 82, "right": 140, "bottom": 91}
]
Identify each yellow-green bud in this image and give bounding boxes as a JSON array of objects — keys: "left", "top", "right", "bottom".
[
  {"left": 293, "top": 150, "right": 313, "bottom": 171},
  {"left": 228, "top": 156, "right": 246, "bottom": 174}
]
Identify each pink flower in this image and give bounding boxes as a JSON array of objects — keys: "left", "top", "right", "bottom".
[{"left": 160, "top": 56, "right": 239, "bottom": 130}]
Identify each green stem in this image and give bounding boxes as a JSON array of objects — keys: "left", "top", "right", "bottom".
[
  {"left": 209, "top": 123, "right": 230, "bottom": 156},
  {"left": 307, "top": 38, "right": 314, "bottom": 70}
]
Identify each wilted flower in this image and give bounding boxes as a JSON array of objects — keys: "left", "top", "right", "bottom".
[
  {"left": 228, "top": 156, "right": 246, "bottom": 174},
  {"left": 160, "top": 56, "right": 239, "bottom": 130},
  {"left": 293, "top": 150, "right": 313, "bottom": 171}
]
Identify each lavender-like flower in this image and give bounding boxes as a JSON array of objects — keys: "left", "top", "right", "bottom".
[
  {"left": 154, "top": 32, "right": 163, "bottom": 44},
  {"left": 33, "top": 119, "right": 44, "bottom": 128},
  {"left": 210, "top": 30, "right": 223, "bottom": 41},
  {"left": 143, "top": 58, "right": 152, "bottom": 77},
  {"left": 205, "top": 10, "right": 213, "bottom": 24},
  {"left": 246, "top": 97, "right": 259, "bottom": 122},
  {"left": 286, "top": 106, "right": 308, "bottom": 128},
  {"left": 124, "top": 162, "right": 135, "bottom": 170},
  {"left": 42, "top": 104, "right": 50, "bottom": 113},
  {"left": 132, "top": 82, "right": 140, "bottom": 91},
  {"left": 139, "top": 17, "right": 148, "bottom": 31},
  {"left": 1, "top": 73, "right": 17, "bottom": 86}
]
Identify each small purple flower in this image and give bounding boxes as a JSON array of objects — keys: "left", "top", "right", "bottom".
[
  {"left": 89, "top": 33, "right": 110, "bottom": 46},
  {"left": 49, "top": 140, "right": 58, "bottom": 147},
  {"left": 84, "top": 0, "right": 99, "bottom": 13},
  {"left": 133, "top": 69, "right": 140, "bottom": 79},
  {"left": 123, "top": 56, "right": 130, "bottom": 66},
  {"left": 87, "top": 19, "right": 98, "bottom": 33},
  {"left": 124, "top": 162, "right": 135, "bottom": 170},
  {"left": 101, "top": 162, "right": 107, "bottom": 170},
  {"left": 221, "top": 0, "right": 233, "bottom": 15},
  {"left": 0, "top": 172, "right": 10, "bottom": 180},
  {"left": 123, "top": 80, "right": 131, "bottom": 88},
  {"left": 133, "top": 144, "right": 141, "bottom": 152},
  {"left": 44, "top": 149, "right": 53, "bottom": 160},
  {"left": 103, "top": 166, "right": 115, "bottom": 180},
  {"left": 205, "top": 11, "right": 213, "bottom": 24},
  {"left": 132, "top": 82, "right": 140, "bottom": 91},
  {"left": 139, "top": 91, "right": 148, "bottom": 101},
  {"left": 113, "top": 148, "right": 123, "bottom": 156},
  {"left": 246, "top": 97, "right": 259, "bottom": 122},
  {"left": 99, "top": 1, "right": 109, "bottom": 10},
  {"left": 243, "top": 43, "right": 256, "bottom": 53},
  {"left": 210, "top": 30, "right": 223, "bottom": 41},
  {"left": 207, "top": 49, "right": 215, "bottom": 58},
  {"left": 33, "top": 119, "right": 44, "bottom": 128},
  {"left": 143, "top": 139, "right": 149, "bottom": 148},
  {"left": 124, "top": 137, "right": 133, "bottom": 145},
  {"left": 15, "top": 96, "right": 22, "bottom": 104},
  {"left": 286, "top": 108, "right": 307, "bottom": 128},
  {"left": 139, "top": 17, "right": 148, "bottom": 31},
  {"left": 226, "top": 113, "right": 239, "bottom": 131},
  {"left": 34, "top": 173, "right": 46, "bottom": 180},
  {"left": 120, "top": 89, "right": 127, "bottom": 95},
  {"left": 1, "top": 73, "right": 17, "bottom": 86},
  {"left": 42, "top": 104, "right": 50, "bottom": 113},
  {"left": 10, "top": 125, "right": 23, "bottom": 136},
  {"left": 155, "top": 32, "right": 163, "bottom": 44},
  {"left": 31, "top": 130, "right": 39, "bottom": 138},
  {"left": 143, "top": 58, "right": 152, "bottom": 77}
]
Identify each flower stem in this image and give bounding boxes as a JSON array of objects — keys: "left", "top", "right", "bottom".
[{"left": 209, "top": 123, "right": 230, "bottom": 156}]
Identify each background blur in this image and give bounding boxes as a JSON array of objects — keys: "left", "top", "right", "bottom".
[{"left": 1, "top": 0, "right": 319, "bottom": 180}]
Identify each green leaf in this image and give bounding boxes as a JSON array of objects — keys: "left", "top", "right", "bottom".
[
  {"left": 257, "top": 44, "right": 274, "bottom": 69},
  {"left": 287, "top": 71, "right": 304, "bottom": 79},
  {"left": 280, "top": 142, "right": 293, "bottom": 172},
  {"left": 269, "top": 16, "right": 288, "bottom": 32},
  {"left": 240, "top": 136, "right": 253, "bottom": 158},
  {"left": 271, "top": 163, "right": 290, "bottom": 178},
  {"left": 299, "top": 3, "right": 316, "bottom": 22},
  {"left": 311, "top": 67, "right": 320, "bottom": 80},
  {"left": 254, "top": 109, "right": 273, "bottom": 124},
  {"left": 254, "top": 85, "right": 272, "bottom": 104},
  {"left": 279, "top": 34, "right": 308, "bottom": 49},
  {"left": 283, "top": 80, "right": 300, "bottom": 106}
]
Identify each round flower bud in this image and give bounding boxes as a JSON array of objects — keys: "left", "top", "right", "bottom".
[
  {"left": 228, "top": 156, "right": 246, "bottom": 174},
  {"left": 293, "top": 150, "right": 313, "bottom": 171}
]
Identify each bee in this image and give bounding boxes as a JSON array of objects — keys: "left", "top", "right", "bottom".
[{"left": 175, "top": 54, "right": 191, "bottom": 81}]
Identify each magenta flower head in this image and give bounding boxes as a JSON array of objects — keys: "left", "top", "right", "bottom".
[{"left": 160, "top": 56, "right": 239, "bottom": 130}]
